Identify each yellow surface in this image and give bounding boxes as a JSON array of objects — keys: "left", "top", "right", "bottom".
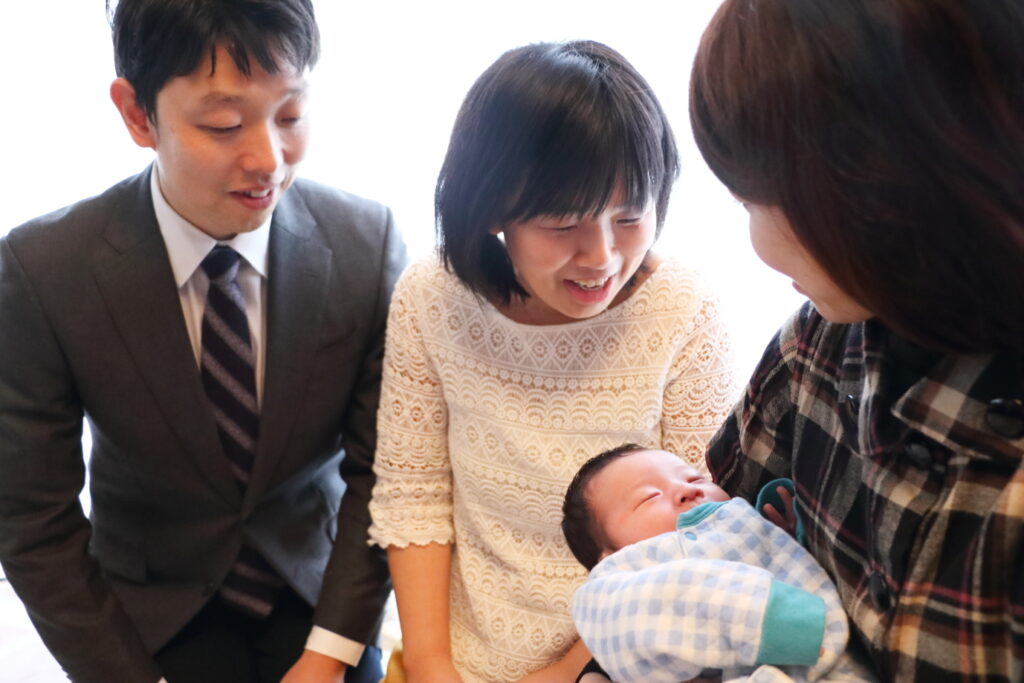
[{"left": 381, "top": 641, "right": 406, "bottom": 683}]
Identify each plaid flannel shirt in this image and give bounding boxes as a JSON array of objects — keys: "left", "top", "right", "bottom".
[{"left": 707, "top": 303, "right": 1024, "bottom": 681}]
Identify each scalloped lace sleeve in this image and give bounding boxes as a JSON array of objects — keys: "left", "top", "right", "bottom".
[
  {"left": 368, "top": 265, "right": 454, "bottom": 548},
  {"left": 661, "top": 284, "right": 740, "bottom": 469}
]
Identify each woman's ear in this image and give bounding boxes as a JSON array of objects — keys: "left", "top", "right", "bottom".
[{"left": 110, "top": 78, "right": 158, "bottom": 150}]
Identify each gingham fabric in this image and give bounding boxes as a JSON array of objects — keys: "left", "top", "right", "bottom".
[
  {"left": 708, "top": 303, "right": 1024, "bottom": 680},
  {"left": 572, "top": 498, "right": 869, "bottom": 683}
]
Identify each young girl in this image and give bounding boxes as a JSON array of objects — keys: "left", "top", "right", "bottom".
[
  {"left": 369, "top": 41, "right": 736, "bottom": 681},
  {"left": 691, "top": 0, "right": 1024, "bottom": 679}
]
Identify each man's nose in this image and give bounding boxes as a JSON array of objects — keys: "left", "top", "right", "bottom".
[{"left": 240, "top": 123, "right": 282, "bottom": 176}]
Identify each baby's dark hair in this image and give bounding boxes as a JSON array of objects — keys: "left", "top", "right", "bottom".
[{"left": 561, "top": 443, "right": 646, "bottom": 570}]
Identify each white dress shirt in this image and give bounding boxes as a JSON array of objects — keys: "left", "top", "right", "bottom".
[{"left": 150, "top": 168, "right": 364, "bottom": 673}]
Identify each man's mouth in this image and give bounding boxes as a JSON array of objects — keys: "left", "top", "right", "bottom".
[{"left": 238, "top": 188, "right": 272, "bottom": 198}]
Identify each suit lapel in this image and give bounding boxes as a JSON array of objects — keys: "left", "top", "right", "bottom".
[
  {"left": 92, "top": 169, "right": 242, "bottom": 507},
  {"left": 244, "top": 192, "right": 331, "bottom": 507}
]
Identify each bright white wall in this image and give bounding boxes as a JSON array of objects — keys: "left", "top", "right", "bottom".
[{"left": 0, "top": 0, "right": 806, "bottom": 381}]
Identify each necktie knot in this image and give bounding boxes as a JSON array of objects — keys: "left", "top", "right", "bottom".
[{"left": 201, "top": 245, "right": 242, "bottom": 284}]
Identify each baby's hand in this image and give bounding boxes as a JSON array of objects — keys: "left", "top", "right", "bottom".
[{"left": 761, "top": 485, "right": 798, "bottom": 537}]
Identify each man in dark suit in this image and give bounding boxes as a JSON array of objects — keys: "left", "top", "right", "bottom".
[{"left": 0, "top": 1, "right": 406, "bottom": 681}]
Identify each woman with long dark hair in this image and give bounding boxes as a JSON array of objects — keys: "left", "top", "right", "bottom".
[{"left": 693, "top": 0, "right": 1024, "bottom": 678}]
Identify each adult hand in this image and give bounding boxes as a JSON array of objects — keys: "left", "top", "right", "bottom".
[{"left": 280, "top": 649, "right": 346, "bottom": 683}]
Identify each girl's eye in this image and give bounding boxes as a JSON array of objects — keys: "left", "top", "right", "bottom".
[
  {"left": 617, "top": 216, "right": 642, "bottom": 225},
  {"left": 280, "top": 116, "right": 303, "bottom": 126},
  {"left": 532, "top": 214, "right": 579, "bottom": 231}
]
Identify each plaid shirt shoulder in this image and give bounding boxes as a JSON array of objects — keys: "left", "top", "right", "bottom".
[{"left": 707, "top": 303, "right": 1024, "bottom": 681}]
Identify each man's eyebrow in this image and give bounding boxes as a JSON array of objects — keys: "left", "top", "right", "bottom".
[{"left": 199, "top": 86, "right": 308, "bottom": 106}]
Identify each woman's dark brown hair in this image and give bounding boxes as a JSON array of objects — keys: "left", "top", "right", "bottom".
[
  {"left": 690, "top": 0, "right": 1024, "bottom": 353},
  {"left": 437, "top": 41, "right": 678, "bottom": 306}
]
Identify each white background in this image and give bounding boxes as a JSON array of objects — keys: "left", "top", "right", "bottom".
[{"left": 1, "top": 0, "right": 806, "bottom": 377}]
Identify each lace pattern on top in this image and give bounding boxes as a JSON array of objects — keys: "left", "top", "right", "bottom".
[{"left": 369, "top": 257, "right": 737, "bottom": 681}]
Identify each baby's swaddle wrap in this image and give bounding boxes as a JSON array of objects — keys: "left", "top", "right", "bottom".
[{"left": 572, "top": 498, "right": 854, "bottom": 683}]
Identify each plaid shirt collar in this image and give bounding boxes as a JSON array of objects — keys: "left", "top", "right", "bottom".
[{"left": 856, "top": 320, "right": 1024, "bottom": 461}]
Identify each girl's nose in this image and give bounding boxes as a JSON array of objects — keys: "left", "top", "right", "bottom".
[{"left": 575, "top": 221, "right": 615, "bottom": 269}]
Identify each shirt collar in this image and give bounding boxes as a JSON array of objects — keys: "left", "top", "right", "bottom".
[
  {"left": 151, "top": 166, "right": 271, "bottom": 287},
  {"left": 892, "top": 351, "right": 1024, "bottom": 460},
  {"left": 854, "top": 320, "right": 1024, "bottom": 461}
]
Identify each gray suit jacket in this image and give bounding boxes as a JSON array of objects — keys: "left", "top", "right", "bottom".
[{"left": 0, "top": 168, "right": 407, "bottom": 682}]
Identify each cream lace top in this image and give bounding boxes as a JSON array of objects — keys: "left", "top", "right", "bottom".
[{"left": 368, "top": 257, "right": 736, "bottom": 682}]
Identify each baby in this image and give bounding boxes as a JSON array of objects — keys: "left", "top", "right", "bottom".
[{"left": 562, "top": 444, "right": 873, "bottom": 683}]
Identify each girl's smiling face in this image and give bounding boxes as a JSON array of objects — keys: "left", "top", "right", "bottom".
[{"left": 493, "top": 184, "right": 658, "bottom": 325}]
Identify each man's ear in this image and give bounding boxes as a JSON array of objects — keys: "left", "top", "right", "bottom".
[{"left": 110, "top": 78, "right": 157, "bottom": 150}]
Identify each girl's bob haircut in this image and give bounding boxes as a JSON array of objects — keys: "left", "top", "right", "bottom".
[
  {"left": 691, "top": 0, "right": 1024, "bottom": 353},
  {"left": 437, "top": 40, "right": 679, "bottom": 306}
]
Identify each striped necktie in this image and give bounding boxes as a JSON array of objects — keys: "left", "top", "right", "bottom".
[{"left": 200, "top": 245, "right": 282, "bottom": 618}]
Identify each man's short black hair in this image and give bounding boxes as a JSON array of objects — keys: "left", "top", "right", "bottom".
[
  {"left": 561, "top": 443, "right": 646, "bottom": 571},
  {"left": 108, "top": 0, "right": 320, "bottom": 120},
  {"left": 436, "top": 40, "right": 679, "bottom": 307}
]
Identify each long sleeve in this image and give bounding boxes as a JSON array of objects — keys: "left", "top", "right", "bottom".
[
  {"left": 315, "top": 206, "right": 407, "bottom": 644},
  {"left": 0, "top": 237, "right": 162, "bottom": 682}
]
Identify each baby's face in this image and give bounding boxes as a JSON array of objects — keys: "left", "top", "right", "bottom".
[{"left": 588, "top": 449, "right": 729, "bottom": 558}]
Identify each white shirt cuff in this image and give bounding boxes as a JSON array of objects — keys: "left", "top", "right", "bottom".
[{"left": 305, "top": 626, "right": 366, "bottom": 667}]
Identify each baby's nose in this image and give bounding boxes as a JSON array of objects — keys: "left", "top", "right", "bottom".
[{"left": 675, "top": 482, "right": 701, "bottom": 504}]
